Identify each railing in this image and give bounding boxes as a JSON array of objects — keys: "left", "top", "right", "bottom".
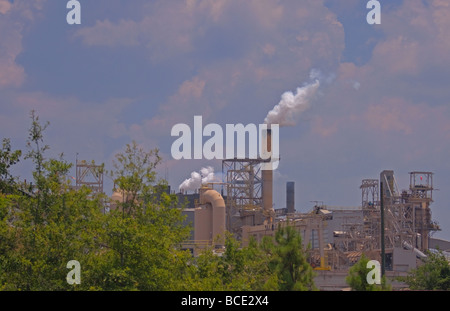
[{"left": 181, "top": 240, "right": 213, "bottom": 247}]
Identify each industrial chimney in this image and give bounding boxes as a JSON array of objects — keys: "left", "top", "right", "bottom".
[
  {"left": 262, "top": 128, "right": 275, "bottom": 221},
  {"left": 286, "top": 181, "right": 295, "bottom": 214}
]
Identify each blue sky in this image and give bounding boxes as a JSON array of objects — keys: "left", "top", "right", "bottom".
[{"left": 1, "top": 0, "right": 450, "bottom": 240}]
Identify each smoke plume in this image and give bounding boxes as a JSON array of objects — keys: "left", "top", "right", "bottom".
[
  {"left": 179, "top": 166, "right": 218, "bottom": 192},
  {"left": 264, "top": 70, "right": 324, "bottom": 126}
]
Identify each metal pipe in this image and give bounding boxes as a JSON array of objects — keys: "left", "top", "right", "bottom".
[
  {"left": 199, "top": 188, "right": 226, "bottom": 247},
  {"left": 402, "top": 241, "right": 427, "bottom": 259}
]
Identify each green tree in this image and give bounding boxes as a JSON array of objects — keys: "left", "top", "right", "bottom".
[
  {"left": 401, "top": 250, "right": 450, "bottom": 290},
  {"left": 0, "top": 112, "right": 104, "bottom": 290},
  {"left": 267, "top": 225, "right": 316, "bottom": 291},
  {"left": 0, "top": 194, "right": 17, "bottom": 289},
  {"left": 85, "top": 141, "right": 192, "bottom": 291},
  {"left": 346, "top": 254, "right": 390, "bottom": 291},
  {"left": 192, "top": 225, "right": 317, "bottom": 291},
  {"left": 0, "top": 114, "right": 196, "bottom": 291},
  {"left": 0, "top": 138, "right": 22, "bottom": 194},
  {"left": 109, "top": 141, "right": 161, "bottom": 216},
  {"left": 23, "top": 110, "right": 50, "bottom": 225},
  {"left": 188, "top": 234, "right": 275, "bottom": 291}
]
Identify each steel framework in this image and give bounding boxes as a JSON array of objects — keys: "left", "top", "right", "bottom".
[
  {"left": 76, "top": 160, "right": 104, "bottom": 195},
  {"left": 222, "top": 158, "right": 265, "bottom": 236},
  {"left": 334, "top": 171, "right": 438, "bottom": 265}
]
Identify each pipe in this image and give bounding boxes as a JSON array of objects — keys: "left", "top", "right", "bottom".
[
  {"left": 199, "top": 188, "right": 226, "bottom": 247},
  {"left": 402, "top": 241, "right": 427, "bottom": 259}
]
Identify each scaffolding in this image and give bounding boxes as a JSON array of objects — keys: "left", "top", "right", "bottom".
[
  {"left": 333, "top": 216, "right": 366, "bottom": 252},
  {"left": 222, "top": 158, "right": 265, "bottom": 237},
  {"left": 76, "top": 160, "right": 104, "bottom": 195},
  {"left": 359, "top": 172, "right": 438, "bottom": 252},
  {"left": 407, "top": 172, "right": 438, "bottom": 250},
  {"left": 379, "top": 170, "right": 415, "bottom": 250},
  {"left": 329, "top": 171, "right": 438, "bottom": 270},
  {"left": 361, "top": 179, "right": 381, "bottom": 250},
  {"left": 361, "top": 179, "right": 379, "bottom": 208}
]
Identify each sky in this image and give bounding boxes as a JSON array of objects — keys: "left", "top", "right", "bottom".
[{"left": 1, "top": 0, "right": 450, "bottom": 240}]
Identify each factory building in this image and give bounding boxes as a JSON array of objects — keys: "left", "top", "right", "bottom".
[{"left": 172, "top": 127, "right": 447, "bottom": 289}]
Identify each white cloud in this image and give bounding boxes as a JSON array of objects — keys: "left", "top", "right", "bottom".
[
  {"left": 0, "top": 15, "right": 25, "bottom": 88},
  {"left": 0, "top": 0, "right": 48, "bottom": 88},
  {"left": 0, "top": 0, "right": 11, "bottom": 14}
]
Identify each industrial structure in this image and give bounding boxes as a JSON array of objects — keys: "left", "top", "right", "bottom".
[
  {"left": 174, "top": 126, "right": 445, "bottom": 290},
  {"left": 72, "top": 128, "right": 447, "bottom": 289},
  {"left": 179, "top": 167, "right": 442, "bottom": 289},
  {"left": 75, "top": 160, "right": 104, "bottom": 195},
  {"left": 94, "top": 121, "right": 445, "bottom": 289},
  {"left": 181, "top": 186, "right": 227, "bottom": 255}
]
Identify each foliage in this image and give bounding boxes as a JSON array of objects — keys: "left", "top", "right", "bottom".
[
  {"left": 0, "top": 138, "right": 22, "bottom": 194},
  {"left": 0, "top": 113, "right": 195, "bottom": 291},
  {"left": 84, "top": 141, "right": 192, "bottom": 291},
  {"left": 190, "top": 226, "right": 316, "bottom": 291},
  {"left": 401, "top": 250, "right": 450, "bottom": 290},
  {"left": 0, "top": 112, "right": 104, "bottom": 290},
  {"left": 346, "top": 254, "right": 390, "bottom": 291},
  {"left": 267, "top": 225, "right": 316, "bottom": 291},
  {"left": 109, "top": 141, "right": 161, "bottom": 214}
]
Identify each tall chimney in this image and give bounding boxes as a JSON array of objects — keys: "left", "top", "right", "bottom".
[
  {"left": 262, "top": 128, "right": 274, "bottom": 219},
  {"left": 286, "top": 181, "right": 295, "bottom": 214}
]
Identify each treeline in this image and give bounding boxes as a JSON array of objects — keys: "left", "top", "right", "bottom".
[{"left": 0, "top": 111, "right": 316, "bottom": 291}]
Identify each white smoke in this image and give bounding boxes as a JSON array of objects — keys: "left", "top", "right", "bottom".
[
  {"left": 264, "top": 69, "right": 332, "bottom": 126},
  {"left": 179, "top": 166, "right": 218, "bottom": 193},
  {"left": 264, "top": 80, "right": 319, "bottom": 126}
]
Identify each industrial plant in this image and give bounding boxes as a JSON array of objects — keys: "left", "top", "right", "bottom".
[
  {"left": 72, "top": 124, "right": 450, "bottom": 290},
  {"left": 72, "top": 99, "right": 450, "bottom": 290},
  {"left": 69, "top": 115, "right": 450, "bottom": 291},
  {"left": 170, "top": 129, "right": 448, "bottom": 290}
]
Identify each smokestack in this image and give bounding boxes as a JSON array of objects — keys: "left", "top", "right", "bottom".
[
  {"left": 286, "top": 181, "right": 295, "bottom": 214},
  {"left": 262, "top": 128, "right": 274, "bottom": 219}
]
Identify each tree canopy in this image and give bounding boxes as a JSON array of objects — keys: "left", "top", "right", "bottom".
[{"left": 401, "top": 250, "right": 450, "bottom": 290}]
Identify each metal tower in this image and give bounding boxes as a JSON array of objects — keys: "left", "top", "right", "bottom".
[{"left": 76, "top": 160, "right": 104, "bottom": 195}]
